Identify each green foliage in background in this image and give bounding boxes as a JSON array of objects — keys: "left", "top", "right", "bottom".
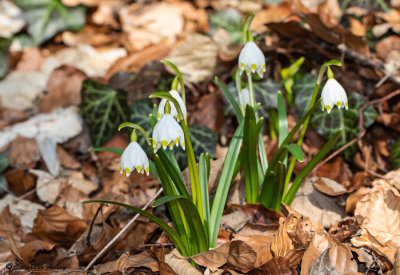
[
  {"left": 390, "top": 139, "right": 400, "bottom": 170},
  {"left": 81, "top": 80, "right": 129, "bottom": 147},
  {"left": 209, "top": 9, "right": 243, "bottom": 44},
  {"left": 175, "top": 125, "right": 218, "bottom": 169},
  {"left": 0, "top": 154, "right": 9, "bottom": 195},
  {"left": 225, "top": 79, "right": 279, "bottom": 118},
  {"left": 0, "top": 38, "right": 11, "bottom": 79},
  {"left": 14, "top": 0, "right": 85, "bottom": 45}
]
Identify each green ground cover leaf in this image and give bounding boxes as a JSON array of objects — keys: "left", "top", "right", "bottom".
[
  {"left": 129, "top": 100, "right": 153, "bottom": 152},
  {"left": 225, "top": 79, "right": 279, "bottom": 118},
  {"left": 175, "top": 125, "right": 218, "bottom": 169},
  {"left": 0, "top": 38, "right": 11, "bottom": 79},
  {"left": 14, "top": 0, "right": 85, "bottom": 45},
  {"left": 293, "top": 74, "right": 317, "bottom": 117},
  {"left": 209, "top": 9, "right": 243, "bottom": 44},
  {"left": 81, "top": 80, "right": 128, "bottom": 147}
]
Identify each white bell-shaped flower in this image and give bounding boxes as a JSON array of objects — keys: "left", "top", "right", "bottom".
[
  {"left": 152, "top": 114, "right": 185, "bottom": 151},
  {"left": 238, "top": 41, "right": 266, "bottom": 78},
  {"left": 158, "top": 90, "right": 187, "bottom": 121},
  {"left": 321, "top": 78, "right": 348, "bottom": 114},
  {"left": 120, "top": 142, "right": 150, "bottom": 176}
]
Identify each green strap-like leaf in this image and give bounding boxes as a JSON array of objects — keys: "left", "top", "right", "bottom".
[
  {"left": 283, "top": 144, "right": 304, "bottom": 162},
  {"left": 284, "top": 129, "right": 342, "bottom": 205},
  {"left": 209, "top": 120, "right": 244, "bottom": 247},
  {"left": 89, "top": 147, "right": 124, "bottom": 155},
  {"left": 243, "top": 105, "right": 260, "bottom": 203},
  {"left": 153, "top": 194, "right": 209, "bottom": 254},
  {"left": 82, "top": 200, "right": 188, "bottom": 256},
  {"left": 199, "top": 153, "right": 211, "bottom": 229},
  {"left": 216, "top": 76, "right": 243, "bottom": 123}
]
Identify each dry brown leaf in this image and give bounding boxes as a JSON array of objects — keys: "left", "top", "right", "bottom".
[
  {"left": 345, "top": 187, "right": 370, "bottom": 215},
  {"left": 94, "top": 252, "right": 130, "bottom": 273},
  {"left": 56, "top": 146, "right": 80, "bottom": 169},
  {"left": 0, "top": 194, "right": 44, "bottom": 229},
  {"left": 106, "top": 38, "right": 175, "bottom": 79},
  {"left": 348, "top": 17, "right": 366, "bottom": 37},
  {"left": 221, "top": 211, "right": 251, "bottom": 233},
  {"left": 191, "top": 242, "right": 230, "bottom": 271},
  {"left": 14, "top": 240, "right": 55, "bottom": 263},
  {"left": 252, "top": 2, "right": 293, "bottom": 33},
  {"left": 125, "top": 250, "right": 159, "bottom": 273},
  {"left": 119, "top": 2, "right": 184, "bottom": 52},
  {"left": 309, "top": 244, "right": 357, "bottom": 274},
  {"left": 301, "top": 232, "right": 356, "bottom": 274},
  {"left": 227, "top": 240, "right": 257, "bottom": 272},
  {"left": 30, "top": 169, "right": 62, "bottom": 204},
  {"left": 290, "top": 178, "right": 347, "bottom": 228},
  {"left": 0, "top": 107, "right": 27, "bottom": 130},
  {"left": 62, "top": 27, "right": 120, "bottom": 48},
  {"left": 165, "top": 249, "right": 199, "bottom": 275},
  {"left": 328, "top": 216, "right": 363, "bottom": 242},
  {"left": 33, "top": 205, "right": 87, "bottom": 245},
  {"left": 165, "top": 33, "right": 218, "bottom": 82},
  {"left": 5, "top": 168, "right": 36, "bottom": 197},
  {"left": 313, "top": 177, "right": 348, "bottom": 196},
  {"left": 61, "top": 0, "right": 98, "bottom": 6},
  {"left": 16, "top": 48, "right": 45, "bottom": 71},
  {"left": 8, "top": 137, "right": 39, "bottom": 168},
  {"left": 195, "top": 93, "right": 225, "bottom": 134},
  {"left": 352, "top": 171, "right": 400, "bottom": 262},
  {"left": 40, "top": 65, "right": 86, "bottom": 113},
  {"left": 376, "top": 35, "right": 400, "bottom": 61},
  {"left": 251, "top": 256, "right": 297, "bottom": 275},
  {"left": 231, "top": 235, "right": 273, "bottom": 267},
  {"left": 0, "top": 206, "right": 25, "bottom": 241}
]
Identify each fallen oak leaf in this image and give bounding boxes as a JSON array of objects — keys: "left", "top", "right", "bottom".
[
  {"left": 191, "top": 242, "right": 230, "bottom": 271},
  {"left": 227, "top": 240, "right": 257, "bottom": 273}
]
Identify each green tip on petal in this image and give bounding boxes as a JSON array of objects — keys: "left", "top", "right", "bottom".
[
  {"left": 161, "top": 140, "right": 168, "bottom": 149},
  {"left": 124, "top": 168, "right": 130, "bottom": 175},
  {"left": 325, "top": 105, "right": 331, "bottom": 111},
  {"left": 336, "top": 101, "right": 341, "bottom": 107}
]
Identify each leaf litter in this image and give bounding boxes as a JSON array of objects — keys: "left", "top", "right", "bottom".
[{"left": 0, "top": 0, "right": 400, "bottom": 273}]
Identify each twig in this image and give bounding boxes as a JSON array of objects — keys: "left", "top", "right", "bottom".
[
  {"left": 86, "top": 204, "right": 104, "bottom": 247},
  {"left": 313, "top": 138, "right": 357, "bottom": 172},
  {"left": 358, "top": 89, "right": 400, "bottom": 142},
  {"left": 84, "top": 187, "right": 164, "bottom": 271}
]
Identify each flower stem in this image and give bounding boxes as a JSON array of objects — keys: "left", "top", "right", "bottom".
[
  {"left": 283, "top": 60, "right": 341, "bottom": 194},
  {"left": 118, "top": 122, "right": 151, "bottom": 147},
  {"left": 236, "top": 69, "right": 245, "bottom": 114}
]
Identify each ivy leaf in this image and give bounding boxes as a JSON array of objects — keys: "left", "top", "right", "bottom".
[
  {"left": 310, "top": 92, "right": 377, "bottom": 160},
  {"left": 14, "top": 0, "right": 85, "bottom": 46},
  {"left": 225, "top": 79, "right": 279, "bottom": 118},
  {"left": 129, "top": 99, "right": 154, "bottom": 153},
  {"left": 0, "top": 38, "right": 11, "bottom": 79},
  {"left": 209, "top": 9, "right": 243, "bottom": 44},
  {"left": 81, "top": 80, "right": 128, "bottom": 147},
  {"left": 390, "top": 139, "right": 400, "bottom": 170},
  {"left": 175, "top": 125, "right": 218, "bottom": 169},
  {"left": 293, "top": 74, "right": 318, "bottom": 117}
]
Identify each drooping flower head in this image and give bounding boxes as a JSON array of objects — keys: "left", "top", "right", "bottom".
[
  {"left": 152, "top": 113, "right": 185, "bottom": 151},
  {"left": 158, "top": 90, "right": 187, "bottom": 121},
  {"left": 120, "top": 139, "right": 149, "bottom": 177},
  {"left": 321, "top": 67, "right": 348, "bottom": 114},
  {"left": 238, "top": 41, "right": 266, "bottom": 78}
]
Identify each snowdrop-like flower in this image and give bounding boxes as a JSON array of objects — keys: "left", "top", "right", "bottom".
[
  {"left": 158, "top": 90, "right": 187, "bottom": 121},
  {"left": 238, "top": 41, "right": 266, "bottom": 78},
  {"left": 321, "top": 78, "right": 348, "bottom": 114},
  {"left": 120, "top": 142, "right": 149, "bottom": 176},
  {"left": 152, "top": 114, "right": 185, "bottom": 151}
]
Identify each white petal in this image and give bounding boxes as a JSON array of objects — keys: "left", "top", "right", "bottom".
[
  {"left": 120, "top": 142, "right": 149, "bottom": 177},
  {"left": 238, "top": 42, "right": 266, "bottom": 78}
]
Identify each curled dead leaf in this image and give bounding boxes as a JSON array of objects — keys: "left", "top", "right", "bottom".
[
  {"left": 227, "top": 240, "right": 257, "bottom": 272},
  {"left": 191, "top": 242, "right": 230, "bottom": 271},
  {"left": 165, "top": 249, "right": 200, "bottom": 275}
]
